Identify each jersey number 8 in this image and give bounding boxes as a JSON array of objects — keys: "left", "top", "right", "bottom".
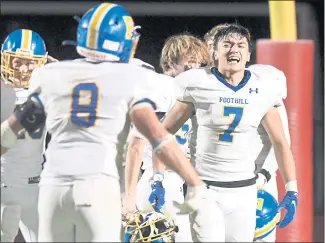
[
  {"left": 218, "top": 106, "right": 244, "bottom": 143},
  {"left": 70, "top": 82, "right": 99, "bottom": 128}
]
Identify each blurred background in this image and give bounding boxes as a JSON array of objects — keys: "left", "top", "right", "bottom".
[{"left": 1, "top": 0, "right": 324, "bottom": 242}]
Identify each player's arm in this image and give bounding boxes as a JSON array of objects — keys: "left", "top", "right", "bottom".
[
  {"left": 125, "top": 134, "right": 145, "bottom": 197},
  {"left": 262, "top": 107, "right": 296, "bottom": 185},
  {"left": 163, "top": 100, "right": 194, "bottom": 134},
  {"left": 262, "top": 106, "right": 297, "bottom": 228},
  {"left": 1, "top": 93, "right": 46, "bottom": 155},
  {"left": 131, "top": 106, "right": 209, "bottom": 215},
  {"left": 130, "top": 105, "right": 202, "bottom": 188},
  {"left": 152, "top": 100, "right": 194, "bottom": 174},
  {"left": 258, "top": 104, "right": 291, "bottom": 183},
  {"left": 122, "top": 131, "right": 145, "bottom": 220},
  {"left": 1, "top": 115, "right": 24, "bottom": 155}
]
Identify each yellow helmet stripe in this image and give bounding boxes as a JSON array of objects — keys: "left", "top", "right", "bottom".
[
  {"left": 21, "top": 29, "right": 32, "bottom": 50},
  {"left": 122, "top": 16, "right": 134, "bottom": 40},
  {"left": 87, "top": 3, "right": 116, "bottom": 49},
  {"left": 254, "top": 213, "right": 281, "bottom": 237}
]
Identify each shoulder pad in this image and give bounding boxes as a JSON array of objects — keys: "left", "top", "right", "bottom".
[
  {"left": 248, "top": 64, "right": 287, "bottom": 100},
  {"left": 248, "top": 64, "right": 281, "bottom": 74}
]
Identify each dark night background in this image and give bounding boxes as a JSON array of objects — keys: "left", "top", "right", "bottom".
[{"left": 0, "top": 0, "right": 323, "bottom": 73}]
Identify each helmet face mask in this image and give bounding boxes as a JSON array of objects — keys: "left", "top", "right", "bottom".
[
  {"left": 1, "top": 50, "right": 47, "bottom": 88},
  {"left": 124, "top": 206, "right": 178, "bottom": 243},
  {"left": 1, "top": 29, "right": 47, "bottom": 89}
]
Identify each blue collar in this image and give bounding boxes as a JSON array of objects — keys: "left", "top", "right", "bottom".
[{"left": 211, "top": 67, "right": 251, "bottom": 92}]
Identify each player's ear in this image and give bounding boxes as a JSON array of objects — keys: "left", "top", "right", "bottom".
[
  {"left": 247, "top": 52, "right": 251, "bottom": 62},
  {"left": 213, "top": 51, "right": 219, "bottom": 61}
]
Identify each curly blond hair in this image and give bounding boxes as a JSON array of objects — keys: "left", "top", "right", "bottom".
[
  {"left": 204, "top": 23, "right": 230, "bottom": 53},
  {"left": 160, "top": 34, "right": 212, "bottom": 73}
]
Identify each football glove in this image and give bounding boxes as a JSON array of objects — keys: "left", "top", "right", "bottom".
[
  {"left": 148, "top": 172, "right": 165, "bottom": 212},
  {"left": 277, "top": 191, "right": 298, "bottom": 228},
  {"left": 14, "top": 92, "right": 46, "bottom": 133}
]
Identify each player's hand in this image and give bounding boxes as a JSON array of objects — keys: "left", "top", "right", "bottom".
[
  {"left": 256, "top": 172, "right": 267, "bottom": 189},
  {"left": 173, "top": 183, "right": 209, "bottom": 215},
  {"left": 14, "top": 91, "right": 46, "bottom": 133},
  {"left": 277, "top": 191, "right": 298, "bottom": 228},
  {"left": 175, "top": 184, "right": 224, "bottom": 242},
  {"left": 148, "top": 172, "right": 165, "bottom": 212},
  {"left": 122, "top": 195, "right": 137, "bottom": 222}
]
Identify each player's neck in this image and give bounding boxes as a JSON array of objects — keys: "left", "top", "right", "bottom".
[{"left": 217, "top": 68, "right": 245, "bottom": 86}]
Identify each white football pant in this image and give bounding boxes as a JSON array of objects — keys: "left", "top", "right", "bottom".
[
  {"left": 1, "top": 186, "right": 39, "bottom": 242},
  {"left": 38, "top": 175, "right": 121, "bottom": 242},
  {"left": 191, "top": 184, "right": 257, "bottom": 242},
  {"left": 254, "top": 175, "right": 278, "bottom": 242},
  {"left": 137, "top": 169, "right": 193, "bottom": 242}
]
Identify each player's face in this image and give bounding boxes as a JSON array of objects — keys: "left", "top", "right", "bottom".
[
  {"left": 12, "top": 57, "right": 37, "bottom": 72},
  {"left": 214, "top": 33, "right": 250, "bottom": 72},
  {"left": 10, "top": 57, "right": 37, "bottom": 88},
  {"left": 164, "top": 58, "right": 201, "bottom": 77}
]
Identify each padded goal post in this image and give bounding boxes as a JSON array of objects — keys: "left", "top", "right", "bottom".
[{"left": 256, "top": 40, "right": 314, "bottom": 242}]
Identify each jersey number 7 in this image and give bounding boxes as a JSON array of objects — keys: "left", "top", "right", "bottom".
[
  {"left": 70, "top": 82, "right": 99, "bottom": 128},
  {"left": 218, "top": 106, "right": 244, "bottom": 143}
]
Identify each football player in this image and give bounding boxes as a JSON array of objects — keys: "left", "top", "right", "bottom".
[
  {"left": 249, "top": 63, "right": 291, "bottom": 242},
  {"left": 1, "top": 81, "right": 16, "bottom": 155},
  {"left": 123, "top": 34, "right": 212, "bottom": 242},
  {"left": 27, "top": 3, "right": 213, "bottom": 242},
  {"left": 204, "top": 24, "right": 292, "bottom": 242},
  {"left": 1, "top": 29, "right": 50, "bottom": 242},
  {"left": 155, "top": 23, "right": 298, "bottom": 242}
]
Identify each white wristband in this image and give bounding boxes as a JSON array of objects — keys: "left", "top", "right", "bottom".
[
  {"left": 1, "top": 120, "right": 18, "bottom": 149},
  {"left": 285, "top": 180, "right": 298, "bottom": 192}
]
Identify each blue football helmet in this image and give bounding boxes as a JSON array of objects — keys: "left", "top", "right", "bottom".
[
  {"left": 76, "top": 3, "right": 140, "bottom": 63},
  {"left": 1, "top": 29, "right": 47, "bottom": 88},
  {"left": 254, "top": 189, "right": 281, "bottom": 241},
  {"left": 124, "top": 207, "right": 178, "bottom": 243}
]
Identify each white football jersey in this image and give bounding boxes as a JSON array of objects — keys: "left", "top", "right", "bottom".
[
  {"left": 248, "top": 64, "right": 291, "bottom": 175},
  {"left": 1, "top": 127, "right": 46, "bottom": 187},
  {"left": 174, "top": 67, "right": 286, "bottom": 182},
  {"left": 1, "top": 81, "right": 15, "bottom": 123},
  {"left": 129, "top": 73, "right": 192, "bottom": 171},
  {"left": 1, "top": 86, "right": 46, "bottom": 187},
  {"left": 28, "top": 59, "right": 160, "bottom": 185}
]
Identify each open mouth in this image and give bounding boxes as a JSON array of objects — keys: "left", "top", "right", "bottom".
[{"left": 227, "top": 56, "right": 240, "bottom": 63}]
